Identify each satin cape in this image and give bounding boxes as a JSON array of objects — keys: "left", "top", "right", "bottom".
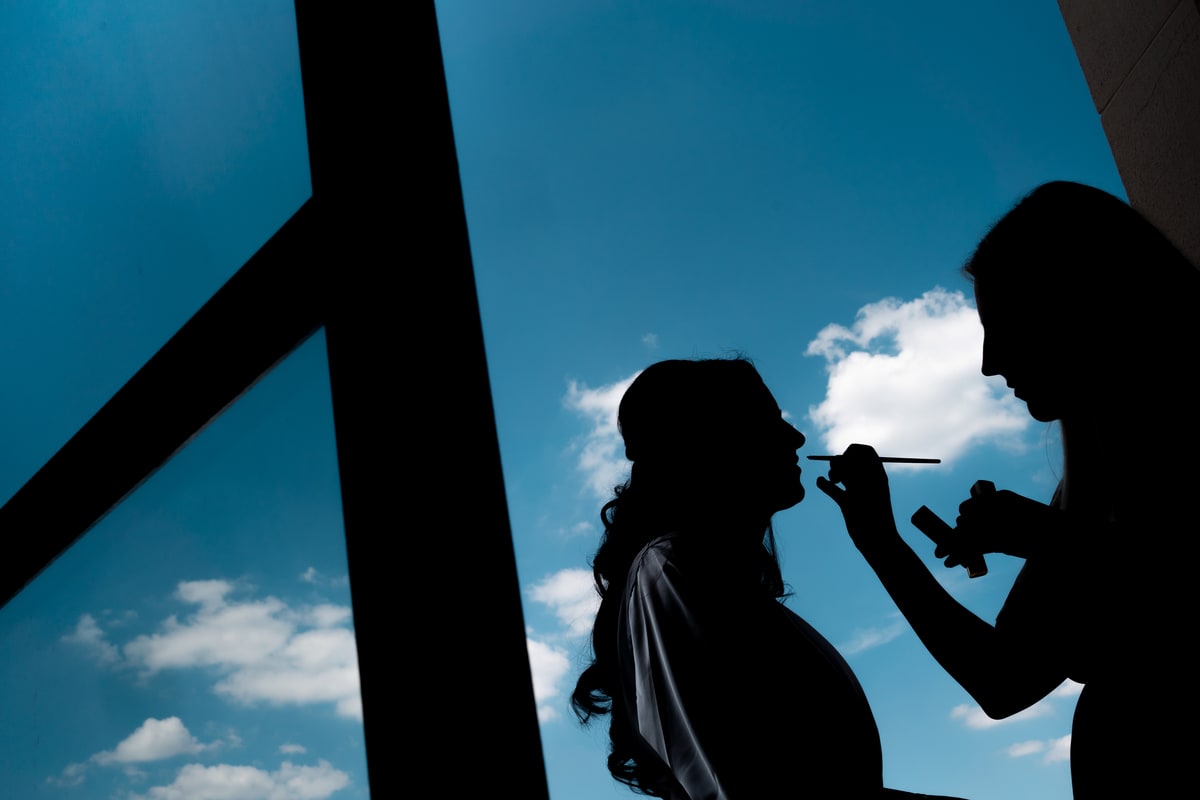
[{"left": 617, "top": 534, "right": 885, "bottom": 799}]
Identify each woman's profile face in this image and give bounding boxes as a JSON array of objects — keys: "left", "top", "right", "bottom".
[
  {"left": 975, "top": 279, "right": 1074, "bottom": 423},
  {"left": 718, "top": 375, "right": 808, "bottom": 513}
]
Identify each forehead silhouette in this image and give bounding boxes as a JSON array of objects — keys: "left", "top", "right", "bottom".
[
  {"left": 619, "top": 359, "right": 771, "bottom": 462},
  {"left": 968, "top": 181, "right": 1194, "bottom": 316}
]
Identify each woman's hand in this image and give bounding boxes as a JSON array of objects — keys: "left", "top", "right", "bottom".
[
  {"left": 821, "top": 450, "right": 1068, "bottom": 715},
  {"left": 816, "top": 443, "right": 902, "bottom": 554},
  {"left": 942, "top": 487, "right": 1057, "bottom": 564}
]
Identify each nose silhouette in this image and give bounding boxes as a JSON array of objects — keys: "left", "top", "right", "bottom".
[
  {"left": 785, "top": 420, "right": 806, "bottom": 448},
  {"left": 980, "top": 334, "right": 999, "bottom": 377}
]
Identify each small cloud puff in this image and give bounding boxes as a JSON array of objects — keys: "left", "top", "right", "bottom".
[
  {"left": 1006, "top": 734, "right": 1071, "bottom": 764},
  {"left": 564, "top": 372, "right": 639, "bottom": 498},
  {"left": 528, "top": 568, "right": 600, "bottom": 638},
  {"left": 836, "top": 615, "right": 907, "bottom": 656},
  {"left": 62, "top": 613, "right": 120, "bottom": 666},
  {"left": 525, "top": 638, "right": 572, "bottom": 723},
  {"left": 93, "top": 717, "right": 211, "bottom": 765},
  {"left": 48, "top": 717, "right": 224, "bottom": 787},
  {"left": 128, "top": 759, "right": 350, "bottom": 800},
  {"left": 524, "top": 568, "right": 605, "bottom": 724},
  {"left": 1006, "top": 740, "right": 1046, "bottom": 758},
  {"left": 1043, "top": 734, "right": 1072, "bottom": 763}
]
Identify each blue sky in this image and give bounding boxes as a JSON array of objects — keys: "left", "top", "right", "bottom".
[
  {"left": 0, "top": 331, "right": 370, "bottom": 799},
  {"left": 435, "top": 2, "right": 1125, "bottom": 799},
  {"left": 0, "top": 3, "right": 367, "bottom": 799},
  {"left": 3, "top": 2, "right": 1130, "bottom": 799}
]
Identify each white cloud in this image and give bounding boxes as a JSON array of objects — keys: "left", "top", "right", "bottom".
[
  {"left": 46, "top": 761, "right": 88, "bottom": 788},
  {"left": 336, "top": 695, "right": 363, "bottom": 721},
  {"left": 298, "top": 568, "right": 349, "bottom": 588},
  {"left": 523, "top": 569, "right": 597, "bottom": 721},
  {"left": 836, "top": 615, "right": 907, "bottom": 656},
  {"left": 125, "top": 594, "right": 293, "bottom": 672},
  {"left": 177, "top": 579, "right": 235, "bottom": 608},
  {"left": 279, "top": 744, "right": 307, "bottom": 755},
  {"left": 528, "top": 568, "right": 600, "bottom": 638},
  {"left": 214, "top": 629, "right": 362, "bottom": 720},
  {"left": 1006, "top": 734, "right": 1071, "bottom": 764},
  {"left": 642, "top": 333, "right": 659, "bottom": 349},
  {"left": 805, "top": 288, "right": 1028, "bottom": 463},
  {"left": 949, "top": 698, "right": 1054, "bottom": 729},
  {"left": 1006, "top": 740, "right": 1045, "bottom": 758},
  {"left": 566, "top": 521, "right": 594, "bottom": 538},
  {"left": 950, "top": 677, "right": 1078, "bottom": 767},
  {"left": 110, "top": 609, "right": 140, "bottom": 627},
  {"left": 62, "top": 613, "right": 120, "bottom": 665},
  {"left": 526, "top": 637, "right": 572, "bottom": 723},
  {"left": 303, "top": 604, "right": 354, "bottom": 629},
  {"left": 131, "top": 759, "right": 350, "bottom": 800},
  {"left": 119, "top": 582, "right": 362, "bottom": 720},
  {"left": 564, "top": 372, "right": 639, "bottom": 499},
  {"left": 50, "top": 717, "right": 219, "bottom": 787},
  {"left": 1044, "top": 734, "right": 1071, "bottom": 763},
  {"left": 93, "top": 717, "right": 209, "bottom": 765}
]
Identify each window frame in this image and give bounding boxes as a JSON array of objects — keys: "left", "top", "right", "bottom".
[{"left": 0, "top": 3, "right": 548, "bottom": 796}]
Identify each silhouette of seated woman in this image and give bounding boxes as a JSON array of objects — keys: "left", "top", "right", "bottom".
[
  {"left": 572, "top": 358, "right": 967, "bottom": 800},
  {"left": 817, "top": 181, "right": 1199, "bottom": 798}
]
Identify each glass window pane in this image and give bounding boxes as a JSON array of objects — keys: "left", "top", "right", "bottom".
[
  {"left": 0, "top": 0, "right": 311, "bottom": 505},
  {"left": 0, "top": 330, "right": 368, "bottom": 800},
  {"left": 437, "top": 2, "right": 1115, "bottom": 799}
]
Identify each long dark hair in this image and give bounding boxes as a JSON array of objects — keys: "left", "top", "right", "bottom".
[
  {"left": 964, "top": 181, "right": 1198, "bottom": 330},
  {"left": 570, "top": 357, "right": 787, "bottom": 795},
  {"left": 963, "top": 180, "right": 1200, "bottom": 515}
]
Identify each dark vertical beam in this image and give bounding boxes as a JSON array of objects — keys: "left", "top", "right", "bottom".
[{"left": 295, "top": 3, "right": 548, "bottom": 796}]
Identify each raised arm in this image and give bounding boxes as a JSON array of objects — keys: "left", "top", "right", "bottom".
[{"left": 816, "top": 444, "right": 1067, "bottom": 718}]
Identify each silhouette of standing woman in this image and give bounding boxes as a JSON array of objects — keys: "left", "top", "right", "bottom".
[
  {"left": 573, "top": 358, "right": 967, "bottom": 800},
  {"left": 818, "top": 181, "right": 1199, "bottom": 798}
]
